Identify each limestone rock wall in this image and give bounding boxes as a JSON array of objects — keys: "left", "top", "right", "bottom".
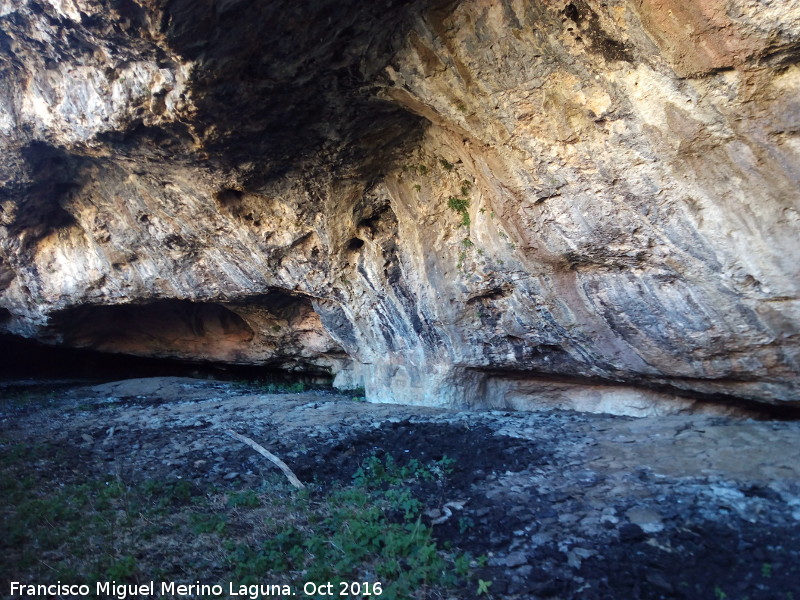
[{"left": 0, "top": 0, "right": 798, "bottom": 414}]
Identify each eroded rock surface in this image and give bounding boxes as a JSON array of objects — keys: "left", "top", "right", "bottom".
[{"left": 1, "top": 0, "right": 798, "bottom": 413}]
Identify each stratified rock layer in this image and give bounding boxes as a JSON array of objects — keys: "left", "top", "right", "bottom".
[{"left": 1, "top": 0, "right": 798, "bottom": 414}]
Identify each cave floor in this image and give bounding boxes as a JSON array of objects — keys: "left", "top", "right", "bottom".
[{"left": 1, "top": 376, "right": 799, "bottom": 599}]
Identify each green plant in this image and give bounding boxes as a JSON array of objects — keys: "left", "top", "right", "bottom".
[
  {"left": 761, "top": 562, "right": 773, "bottom": 578},
  {"left": 228, "top": 453, "right": 469, "bottom": 599},
  {"left": 1, "top": 437, "right": 476, "bottom": 600},
  {"left": 190, "top": 512, "right": 227, "bottom": 534},
  {"left": 0, "top": 459, "right": 168, "bottom": 584},
  {"left": 141, "top": 479, "right": 195, "bottom": 509},
  {"left": 228, "top": 489, "right": 261, "bottom": 508},
  {"left": 458, "top": 516, "right": 475, "bottom": 534},
  {"left": 106, "top": 555, "right": 138, "bottom": 581},
  {"left": 403, "top": 164, "right": 429, "bottom": 176},
  {"left": 448, "top": 195, "right": 470, "bottom": 228},
  {"left": 714, "top": 586, "right": 728, "bottom": 600},
  {"left": 234, "top": 380, "right": 307, "bottom": 394},
  {"left": 477, "top": 579, "right": 493, "bottom": 596},
  {"left": 440, "top": 158, "right": 454, "bottom": 171},
  {"left": 457, "top": 250, "right": 467, "bottom": 271},
  {"left": 413, "top": 184, "right": 422, "bottom": 192},
  {"left": 353, "top": 453, "right": 453, "bottom": 488}
]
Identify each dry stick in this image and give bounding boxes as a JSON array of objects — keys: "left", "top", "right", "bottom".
[{"left": 225, "top": 429, "right": 305, "bottom": 490}]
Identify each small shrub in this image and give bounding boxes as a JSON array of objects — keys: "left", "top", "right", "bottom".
[
  {"left": 2, "top": 435, "right": 477, "bottom": 600},
  {"left": 228, "top": 454, "right": 470, "bottom": 598},
  {"left": 228, "top": 490, "right": 261, "bottom": 508},
  {"left": 457, "top": 250, "right": 467, "bottom": 271},
  {"left": 105, "top": 555, "right": 138, "bottom": 581},
  {"left": 140, "top": 478, "right": 195, "bottom": 510},
  {"left": 190, "top": 513, "right": 227, "bottom": 534},
  {"left": 447, "top": 195, "right": 470, "bottom": 228}
]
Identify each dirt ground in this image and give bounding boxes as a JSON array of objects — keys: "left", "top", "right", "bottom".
[{"left": 1, "top": 376, "right": 800, "bottom": 599}]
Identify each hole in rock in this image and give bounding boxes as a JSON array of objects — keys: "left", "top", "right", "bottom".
[
  {"left": 564, "top": 2, "right": 582, "bottom": 23},
  {"left": 214, "top": 188, "right": 244, "bottom": 208},
  {"left": 347, "top": 237, "right": 365, "bottom": 250}
]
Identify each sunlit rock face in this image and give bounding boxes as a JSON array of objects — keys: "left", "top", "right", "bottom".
[{"left": 0, "top": 0, "right": 798, "bottom": 415}]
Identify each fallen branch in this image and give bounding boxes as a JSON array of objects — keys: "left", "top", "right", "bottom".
[{"left": 225, "top": 429, "right": 305, "bottom": 489}]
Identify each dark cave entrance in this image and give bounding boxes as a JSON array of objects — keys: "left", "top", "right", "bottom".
[
  {"left": 0, "top": 294, "right": 349, "bottom": 387},
  {"left": 0, "top": 333, "right": 330, "bottom": 385}
]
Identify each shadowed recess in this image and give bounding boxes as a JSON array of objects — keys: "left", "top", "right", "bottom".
[{"left": 46, "top": 300, "right": 255, "bottom": 361}]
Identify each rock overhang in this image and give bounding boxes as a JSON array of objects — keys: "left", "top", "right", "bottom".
[{"left": 0, "top": 0, "right": 798, "bottom": 415}]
